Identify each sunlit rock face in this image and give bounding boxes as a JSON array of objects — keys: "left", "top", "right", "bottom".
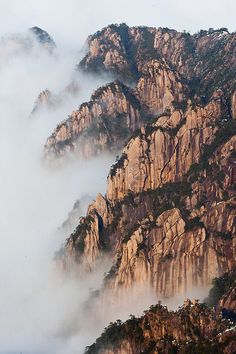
[
  {"left": 79, "top": 24, "right": 236, "bottom": 96},
  {"left": 42, "top": 23, "right": 236, "bottom": 352},
  {"left": 54, "top": 24, "right": 236, "bottom": 303},
  {"left": 45, "top": 25, "right": 235, "bottom": 160},
  {"left": 60, "top": 103, "right": 236, "bottom": 298}
]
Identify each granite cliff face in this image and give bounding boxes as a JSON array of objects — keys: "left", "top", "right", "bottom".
[
  {"left": 49, "top": 24, "right": 236, "bottom": 352},
  {"left": 45, "top": 81, "right": 142, "bottom": 158},
  {"left": 61, "top": 104, "right": 236, "bottom": 298},
  {"left": 79, "top": 24, "right": 235, "bottom": 98},
  {"left": 45, "top": 24, "right": 235, "bottom": 159},
  {"left": 85, "top": 301, "right": 236, "bottom": 354}
]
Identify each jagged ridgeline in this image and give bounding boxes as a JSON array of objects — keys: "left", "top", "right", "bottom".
[
  {"left": 85, "top": 301, "right": 236, "bottom": 353},
  {"left": 50, "top": 24, "right": 236, "bottom": 353},
  {"left": 45, "top": 24, "right": 236, "bottom": 159}
]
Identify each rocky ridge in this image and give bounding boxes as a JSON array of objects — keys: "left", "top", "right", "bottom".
[
  {"left": 60, "top": 95, "right": 236, "bottom": 298},
  {"left": 45, "top": 80, "right": 143, "bottom": 158},
  {"left": 45, "top": 24, "right": 236, "bottom": 159},
  {"left": 50, "top": 24, "right": 236, "bottom": 352},
  {"left": 85, "top": 300, "right": 236, "bottom": 354}
]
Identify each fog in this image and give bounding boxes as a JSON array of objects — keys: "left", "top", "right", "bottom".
[
  {"left": 0, "top": 1, "right": 234, "bottom": 353},
  {"left": 0, "top": 24, "right": 161, "bottom": 354},
  {"left": 0, "top": 0, "right": 235, "bottom": 52},
  {"left": 0, "top": 31, "right": 115, "bottom": 353}
]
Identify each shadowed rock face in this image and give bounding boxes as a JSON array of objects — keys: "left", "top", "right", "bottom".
[
  {"left": 29, "top": 26, "right": 56, "bottom": 52},
  {"left": 30, "top": 26, "right": 55, "bottom": 43},
  {"left": 85, "top": 301, "right": 236, "bottom": 354},
  {"left": 44, "top": 80, "right": 143, "bottom": 159}
]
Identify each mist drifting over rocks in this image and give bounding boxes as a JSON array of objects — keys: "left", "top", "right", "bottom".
[{"left": 0, "top": 1, "right": 235, "bottom": 353}]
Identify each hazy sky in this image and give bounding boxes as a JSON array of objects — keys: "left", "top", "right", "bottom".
[{"left": 0, "top": 0, "right": 235, "bottom": 48}]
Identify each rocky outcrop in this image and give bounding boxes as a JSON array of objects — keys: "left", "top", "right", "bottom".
[
  {"left": 60, "top": 195, "right": 93, "bottom": 235},
  {"left": 45, "top": 81, "right": 142, "bottom": 158},
  {"left": 85, "top": 301, "right": 236, "bottom": 354},
  {"left": 50, "top": 23, "right": 236, "bottom": 353},
  {"left": 106, "top": 97, "right": 223, "bottom": 202},
  {"left": 61, "top": 100, "right": 236, "bottom": 296},
  {"left": 107, "top": 204, "right": 233, "bottom": 297},
  {"left": 29, "top": 26, "right": 56, "bottom": 52},
  {"left": 30, "top": 80, "right": 79, "bottom": 118},
  {"left": 136, "top": 59, "right": 186, "bottom": 115},
  {"left": 30, "top": 89, "right": 58, "bottom": 116},
  {"left": 46, "top": 25, "right": 235, "bottom": 159},
  {"left": 45, "top": 60, "right": 187, "bottom": 158},
  {"left": 79, "top": 25, "right": 236, "bottom": 99}
]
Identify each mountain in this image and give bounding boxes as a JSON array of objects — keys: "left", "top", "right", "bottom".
[
  {"left": 29, "top": 26, "right": 56, "bottom": 52},
  {"left": 49, "top": 24, "right": 236, "bottom": 352},
  {"left": 45, "top": 24, "right": 235, "bottom": 159},
  {"left": 0, "top": 26, "right": 56, "bottom": 64},
  {"left": 86, "top": 269, "right": 236, "bottom": 353},
  {"left": 85, "top": 300, "right": 236, "bottom": 354}
]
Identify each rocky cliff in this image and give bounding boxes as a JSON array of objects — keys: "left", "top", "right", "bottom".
[
  {"left": 61, "top": 98, "right": 236, "bottom": 297},
  {"left": 79, "top": 24, "right": 236, "bottom": 99},
  {"left": 45, "top": 80, "right": 142, "bottom": 158},
  {"left": 45, "top": 24, "right": 235, "bottom": 159},
  {"left": 85, "top": 300, "right": 236, "bottom": 354},
  {"left": 51, "top": 24, "right": 236, "bottom": 352}
]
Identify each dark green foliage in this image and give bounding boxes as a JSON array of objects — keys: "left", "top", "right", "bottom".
[
  {"left": 85, "top": 298, "right": 233, "bottom": 354},
  {"left": 109, "top": 152, "right": 128, "bottom": 177},
  {"left": 187, "top": 119, "right": 236, "bottom": 183},
  {"left": 180, "top": 341, "right": 223, "bottom": 354},
  {"left": 214, "top": 231, "right": 232, "bottom": 240},
  {"left": 184, "top": 217, "right": 205, "bottom": 232},
  {"left": 160, "top": 253, "right": 174, "bottom": 262},
  {"left": 122, "top": 223, "right": 140, "bottom": 244},
  {"left": 85, "top": 320, "right": 126, "bottom": 354},
  {"left": 71, "top": 215, "right": 95, "bottom": 254},
  {"left": 171, "top": 100, "right": 188, "bottom": 112},
  {"left": 205, "top": 269, "right": 236, "bottom": 307}
]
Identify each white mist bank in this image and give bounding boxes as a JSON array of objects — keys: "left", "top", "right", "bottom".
[
  {"left": 0, "top": 27, "right": 161, "bottom": 354},
  {"left": 0, "top": 33, "right": 115, "bottom": 354}
]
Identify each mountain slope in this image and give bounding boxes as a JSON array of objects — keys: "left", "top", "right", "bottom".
[
  {"left": 45, "top": 24, "right": 236, "bottom": 159},
  {"left": 85, "top": 300, "right": 236, "bottom": 354}
]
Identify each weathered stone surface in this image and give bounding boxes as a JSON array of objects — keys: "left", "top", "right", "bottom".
[
  {"left": 106, "top": 98, "right": 222, "bottom": 202},
  {"left": 85, "top": 301, "right": 236, "bottom": 354},
  {"left": 61, "top": 111, "right": 236, "bottom": 299},
  {"left": 136, "top": 59, "right": 185, "bottom": 115},
  {"left": 45, "top": 81, "right": 141, "bottom": 158}
]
